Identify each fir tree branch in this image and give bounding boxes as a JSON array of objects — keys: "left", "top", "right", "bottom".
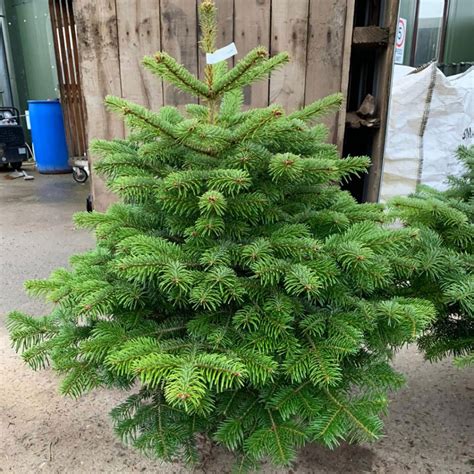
[
  {"left": 214, "top": 51, "right": 290, "bottom": 95},
  {"left": 325, "top": 390, "right": 380, "bottom": 440},
  {"left": 142, "top": 53, "right": 210, "bottom": 99},
  {"left": 105, "top": 96, "right": 219, "bottom": 156},
  {"left": 322, "top": 407, "right": 343, "bottom": 439},
  {"left": 212, "top": 47, "right": 268, "bottom": 95},
  {"left": 288, "top": 93, "right": 343, "bottom": 123},
  {"left": 233, "top": 106, "right": 284, "bottom": 143},
  {"left": 267, "top": 410, "right": 286, "bottom": 463}
]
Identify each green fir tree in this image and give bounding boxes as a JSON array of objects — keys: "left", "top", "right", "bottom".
[
  {"left": 8, "top": 1, "right": 435, "bottom": 469},
  {"left": 389, "top": 146, "right": 474, "bottom": 367}
]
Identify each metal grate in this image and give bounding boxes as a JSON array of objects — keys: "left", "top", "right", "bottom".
[
  {"left": 49, "top": 0, "right": 87, "bottom": 159},
  {"left": 0, "top": 125, "right": 25, "bottom": 147}
]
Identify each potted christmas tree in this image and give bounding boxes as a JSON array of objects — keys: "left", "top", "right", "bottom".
[{"left": 8, "top": 1, "right": 435, "bottom": 470}]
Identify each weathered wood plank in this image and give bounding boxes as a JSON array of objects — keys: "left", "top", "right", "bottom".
[
  {"left": 116, "top": 0, "right": 163, "bottom": 111},
  {"left": 73, "top": 0, "right": 123, "bottom": 211},
  {"left": 336, "top": 0, "right": 355, "bottom": 153},
  {"left": 304, "top": 0, "right": 348, "bottom": 144},
  {"left": 160, "top": 0, "right": 199, "bottom": 105},
  {"left": 215, "top": 0, "right": 233, "bottom": 49},
  {"left": 234, "top": 0, "right": 271, "bottom": 108},
  {"left": 352, "top": 26, "right": 389, "bottom": 47},
  {"left": 269, "top": 0, "right": 309, "bottom": 111}
]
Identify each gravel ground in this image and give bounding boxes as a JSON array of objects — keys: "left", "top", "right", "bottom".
[{"left": 1, "top": 170, "right": 473, "bottom": 473}]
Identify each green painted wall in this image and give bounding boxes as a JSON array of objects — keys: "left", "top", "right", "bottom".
[
  {"left": 5, "top": 0, "right": 58, "bottom": 115},
  {"left": 0, "top": 1, "right": 15, "bottom": 107},
  {"left": 443, "top": 0, "right": 474, "bottom": 64}
]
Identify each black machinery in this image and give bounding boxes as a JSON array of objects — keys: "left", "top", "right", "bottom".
[{"left": 0, "top": 107, "right": 29, "bottom": 170}]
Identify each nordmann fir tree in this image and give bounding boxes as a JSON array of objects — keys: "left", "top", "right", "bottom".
[
  {"left": 389, "top": 146, "right": 474, "bottom": 368},
  {"left": 8, "top": 1, "right": 435, "bottom": 470}
]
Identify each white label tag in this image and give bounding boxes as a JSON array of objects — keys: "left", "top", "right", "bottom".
[
  {"left": 206, "top": 42, "right": 238, "bottom": 65},
  {"left": 18, "top": 147, "right": 26, "bottom": 155}
]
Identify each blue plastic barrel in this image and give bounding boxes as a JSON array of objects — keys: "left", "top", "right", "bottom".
[{"left": 28, "top": 99, "right": 71, "bottom": 174}]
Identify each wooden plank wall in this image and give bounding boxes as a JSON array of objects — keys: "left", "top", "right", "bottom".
[{"left": 73, "top": 0, "right": 355, "bottom": 210}]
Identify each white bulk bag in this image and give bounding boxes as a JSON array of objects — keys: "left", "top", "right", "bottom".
[{"left": 379, "top": 63, "right": 473, "bottom": 201}]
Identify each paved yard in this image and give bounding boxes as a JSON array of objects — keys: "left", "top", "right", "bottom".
[{"left": 0, "top": 169, "right": 473, "bottom": 473}]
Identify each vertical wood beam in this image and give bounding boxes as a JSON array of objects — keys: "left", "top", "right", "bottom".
[
  {"left": 305, "top": 0, "right": 352, "bottom": 144},
  {"left": 269, "top": 0, "right": 309, "bottom": 111},
  {"left": 73, "top": 0, "right": 123, "bottom": 211},
  {"left": 234, "top": 0, "right": 271, "bottom": 108},
  {"left": 160, "top": 0, "right": 199, "bottom": 106},
  {"left": 116, "top": 0, "right": 163, "bottom": 111},
  {"left": 365, "top": 0, "right": 400, "bottom": 202}
]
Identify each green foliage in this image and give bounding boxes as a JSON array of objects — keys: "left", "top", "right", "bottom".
[
  {"left": 389, "top": 146, "right": 474, "bottom": 366},
  {"left": 7, "top": 0, "right": 436, "bottom": 470}
]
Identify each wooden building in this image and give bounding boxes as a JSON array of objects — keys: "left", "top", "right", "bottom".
[{"left": 65, "top": 0, "right": 399, "bottom": 210}]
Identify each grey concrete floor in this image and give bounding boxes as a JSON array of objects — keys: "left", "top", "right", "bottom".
[
  {"left": 0, "top": 168, "right": 473, "bottom": 473},
  {"left": 0, "top": 169, "right": 93, "bottom": 317}
]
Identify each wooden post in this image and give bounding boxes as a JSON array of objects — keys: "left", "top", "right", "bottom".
[
  {"left": 364, "top": 1, "right": 400, "bottom": 202},
  {"left": 73, "top": 0, "right": 124, "bottom": 211},
  {"left": 116, "top": 0, "right": 163, "bottom": 111}
]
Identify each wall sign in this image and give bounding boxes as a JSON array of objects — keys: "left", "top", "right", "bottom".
[{"left": 394, "top": 18, "right": 407, "bottom": 64}]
